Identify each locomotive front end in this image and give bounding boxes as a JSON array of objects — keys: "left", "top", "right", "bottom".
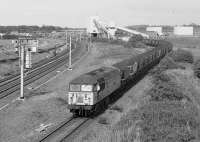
[
  {"left": 67, "top": 67, "right": 121, "bottom": 116},
  {"left": 68, "top": 84, "right": 94, "bottom": 106}
]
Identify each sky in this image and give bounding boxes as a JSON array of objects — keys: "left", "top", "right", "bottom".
[{"left": 0, "top": 0, "right": 200, "bottom": 27}]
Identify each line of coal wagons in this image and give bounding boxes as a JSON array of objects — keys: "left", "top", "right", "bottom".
[{"left": 67, "top": 40, "right": 173, "bottom": 116}]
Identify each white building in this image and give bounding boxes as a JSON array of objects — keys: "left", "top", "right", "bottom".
[
  {"left": 146, "top": 27, "right": 163, "bottom": 36},
  {"left": 174, "top": 26, "right": 193, "bottom": 36}
]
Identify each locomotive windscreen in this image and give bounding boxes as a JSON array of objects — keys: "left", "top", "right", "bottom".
[
  {"left": 81, "top": 85, "right": 93, "bottom": 91},
  {"left": 69, "top": 84, "right": 81, "bottom": 91}
]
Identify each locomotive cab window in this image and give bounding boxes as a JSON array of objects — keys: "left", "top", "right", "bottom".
[
  {"left": 81, "top": 85, "right": 93, "bottom": 91},
  {"left": 69, "top": 84, "right": 81, "bottom": 91}
]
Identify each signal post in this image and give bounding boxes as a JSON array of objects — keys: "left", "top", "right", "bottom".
[
  {"left": 19, "top": 40, "right": 24, "bottom": 99},
  {"left": 16, "top": 37, "right": 38, "bottom": 100},
  {"left": 68, "top": 35, "right": 72, "bottom": 70},
  {"left": 65, "top": 29, "right": 87, "bottom": 70}
]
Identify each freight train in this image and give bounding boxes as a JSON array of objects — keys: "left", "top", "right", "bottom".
[{"left": 67, "top": 39, "right": 173, "bottom": 116}]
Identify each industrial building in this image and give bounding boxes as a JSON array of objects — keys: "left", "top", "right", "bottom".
[
  {"left": 146, "top": 25, "right": 200, "bottom": 37},
  {"left": 173, "top": 26, "right": 193, "bottom": 36}
]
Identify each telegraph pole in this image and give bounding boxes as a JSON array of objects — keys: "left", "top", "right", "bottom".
[
  {"left": 68, "top": 35, "right": 72, "bottom": 70},
  {"left": 89, "top": 34, "right": 92, "bottom": 48},
  {"left": 19, "top": 40, "right": 25, "bottom": 100},
  {"left": 75, "top": 35, "right": 78, "bottom": 49},
  {"left": 74, "top": 39, "right": 76, "bottom": 49},
  {"left": 66, "top": 31, "right": 68, "bottom": 49},
  {"left": 79, "top": 33, "right": 82, "bottom": 41}
]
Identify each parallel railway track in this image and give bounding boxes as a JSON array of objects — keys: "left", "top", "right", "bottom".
[
  {"left": 0, "top": 44, "right": 85, "bottom": 99},
  {"left": 0, "top": 43, "right": 67, "bottom": 84},
  {"left": 39, "top": 117, "right": 90, "bottom": 142}
]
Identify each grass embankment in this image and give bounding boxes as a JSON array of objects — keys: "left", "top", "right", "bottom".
[
  {"left": 167, "top": 37, "right": 200, "bottom": 49},
  {"left": 117, "top": 49, "right": 200, "bottom": 142},
  {"left": 80, "top": 49, "right": 200, "bottom": 142},
  {"left": 167, "top": 37, "right": 200, "bottom": 61},
  {"left": 135, "top": 49, "right": 200, "bottom": 142}
]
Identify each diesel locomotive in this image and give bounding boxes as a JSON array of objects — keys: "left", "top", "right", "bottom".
[{"left": 67, "top": 39, "right": 173, "bottom": 116}]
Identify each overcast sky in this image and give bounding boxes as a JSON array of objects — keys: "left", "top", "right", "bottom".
[{"left": 0, "top": 0, "right": 200, "bottom": 27}]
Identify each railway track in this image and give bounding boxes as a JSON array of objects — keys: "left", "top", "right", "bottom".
[
  {"left": 0, "top": 43, "right": 67, "bottom": 84},
  {"left": 0, "top": 43, "right": 85, "bottom": 99},
  {"left": 39, "top": 117, "right": 90, "bottom": 142}
]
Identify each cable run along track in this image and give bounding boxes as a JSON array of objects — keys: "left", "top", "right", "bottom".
[{"left": 0, "top": 43, "right": 84, "bottom": 99}]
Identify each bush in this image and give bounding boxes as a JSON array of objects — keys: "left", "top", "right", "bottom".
[
  {"left": 151, "top": 72, "right": 171, "bottom": 85},
  {"left": 139, "top": 101, "right": 200, "bottom": 142},
  {"left": 150, "top": 56, "right": 184, "bottom": 76},
  {"left": 148, "top": 56, "right": 189, "bottom": 101},
  {"left": 148, "top": 80, "right": 188, "bottom": 101},
  {"left": 169, "top": 49, "right": 194, "bottom": 63},
  {"left": 193, "top": 59, "right": 200, "bottom": 79}
]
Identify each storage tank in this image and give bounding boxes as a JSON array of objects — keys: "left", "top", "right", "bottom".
[
  {"left": 146, "top": 27, "right": 163, "bottom": 36},
  {"left": 174, "top": 26, "right": 193, "bottom": 36}
]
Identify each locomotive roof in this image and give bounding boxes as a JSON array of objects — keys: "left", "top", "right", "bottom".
[{"left": 70, "top": 66, "right": 117, "bottom": 84}]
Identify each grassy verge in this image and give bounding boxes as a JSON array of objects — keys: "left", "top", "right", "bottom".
[
  {"left": 80, "top": 50, "right": 200, "bottom": 142},
  {"left": 136, "top": 51, "right": 200, "bottom": 141}
]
